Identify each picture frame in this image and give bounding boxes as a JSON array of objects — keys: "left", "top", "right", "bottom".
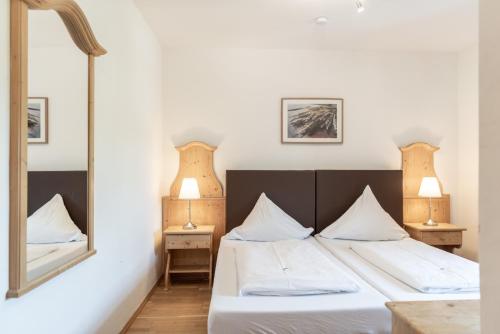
[
  {"left": 281, "top": 98, "right": 343, "bottom": 143},
  {"left": 27, "top": 97, "right": 49, "bottom": 144}
]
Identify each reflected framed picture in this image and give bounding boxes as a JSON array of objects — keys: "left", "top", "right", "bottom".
[
  {"left": 281, "top": 98, "right": 343, "bottom": 143},
  {"left": 27, "top": 97, "right": 48, "bottom": 144}
]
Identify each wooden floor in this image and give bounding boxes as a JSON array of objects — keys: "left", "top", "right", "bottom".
[{"left": 126, "top": 280, "right": 212, "bottom": 334}]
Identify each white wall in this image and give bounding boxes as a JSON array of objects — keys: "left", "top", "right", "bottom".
[
  {"left": 455, "top": 47, "right": 479, "bottom": 260},
  {"left": 480, "top": 0, "right": 500, "bottom": 332},
  {"left": 28, "top": 45, "right": 88, "bottom": 171},
  {"left": 0, "top": 0, "right": 164, "bottom": 333},
  {"left": 163, "top": 48, "right": 459, "bottom": 212}
]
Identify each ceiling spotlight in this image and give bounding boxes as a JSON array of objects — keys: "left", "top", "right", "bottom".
[
  {"left": 355, "top": 0, "right": 365, "bottom": 13},
  {"left": 315, "top": 16, "right": 329, "bottom": 25}
]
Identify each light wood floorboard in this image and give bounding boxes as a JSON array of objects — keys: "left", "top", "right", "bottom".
[{"left": 126, "top": 280, "right": 211, "bottom": 334}]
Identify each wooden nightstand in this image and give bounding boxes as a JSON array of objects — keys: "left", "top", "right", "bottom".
[
  {"left": 404, "top": 223, "right": 466, "bottom": 252},
  {"left": 164, "top": 225, "right": 215, "bottom": 289}
]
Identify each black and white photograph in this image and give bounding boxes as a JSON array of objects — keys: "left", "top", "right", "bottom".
[
  {"left": 282, "top": 98, "right": 343, "bottom": 143},
  {"left": 27, "top": 97, "right": 48, "bottom": 144}
]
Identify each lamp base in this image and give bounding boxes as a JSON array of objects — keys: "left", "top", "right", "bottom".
[
  {"left": 182, "top": 221, "right": 197, "bottom": 230},
  {"left": 423, "top": 219, "right": 438, "bottom": 227}
]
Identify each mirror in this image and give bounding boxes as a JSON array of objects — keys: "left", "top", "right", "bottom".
[
  {"left": 8, "top": 0, "right": 106, "bottom": 298},
  {"left": 26, "top": 10, "right": 89, "bottom": 282}
]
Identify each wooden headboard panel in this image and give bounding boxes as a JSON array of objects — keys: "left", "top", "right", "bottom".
[
  {"left": 28, "top": 171, "right": 88, "bottom": 234},
  {"left": 315, "top": 170, "right": 403, "bottom": 232},
  {"left": 226, "top": 170, "right": 316, "bottom": 232}
]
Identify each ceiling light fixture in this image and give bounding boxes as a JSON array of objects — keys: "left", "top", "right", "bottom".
[
  {"left": 315, "top": 16, "right": 329, "bottom": 25},
  {"left": 355, "top": 0, "right": 365, "bottom": 13}
]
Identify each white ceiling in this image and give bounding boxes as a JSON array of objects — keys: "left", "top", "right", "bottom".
[{"left": 134, "top": 0, "right": 478, "bottom": 52}]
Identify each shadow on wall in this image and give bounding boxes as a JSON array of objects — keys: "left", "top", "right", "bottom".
[
  {"left": 171, "top": 127, "right": 224, "bottom": 147},
  {"left": 392, "top": 127, "right": 443, "bottom": 147}
]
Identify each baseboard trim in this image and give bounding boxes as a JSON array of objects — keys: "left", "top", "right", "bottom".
[{"left": 120, "top": 277, "right": 161, "bottom": 334}]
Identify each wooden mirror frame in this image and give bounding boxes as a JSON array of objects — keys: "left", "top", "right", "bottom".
[{"left": 8, "top": 0, "right": 106, "bottom": 298}]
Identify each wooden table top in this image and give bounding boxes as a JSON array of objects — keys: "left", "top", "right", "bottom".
[
  {"left": 386, "top": 300, "right": 480, "bottom": 334},
  {"left": 164, "top": 225, "right": 215, "bottom": 235},
  {"left": 404, "top": 223, "right": 467, "bottom": 232}
]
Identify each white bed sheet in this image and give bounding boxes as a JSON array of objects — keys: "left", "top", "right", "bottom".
[
  {"left": 27, "top": 241, "right": 88, "bottom": 281},
  {"left": 315, "top": 236, "right": 480, "bottom": 302},
  {"left": 208, "top": 237, "right": 392, "bottom": 334}
]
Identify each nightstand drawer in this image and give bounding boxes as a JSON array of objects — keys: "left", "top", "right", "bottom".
[
  {"left": 166, "top": 234, "right": 211, "bottom": 249},
  {"left": 420, "top": 231, "right": 462, "bottom": 245}
]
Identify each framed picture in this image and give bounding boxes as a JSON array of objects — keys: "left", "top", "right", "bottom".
[
  {"left": 281, "top": 98, "right": 343, "bottom": 143},
  {"left": 27, "top": 97, "right": 48, "bottom": 144}
]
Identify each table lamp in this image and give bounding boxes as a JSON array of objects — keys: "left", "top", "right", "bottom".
[
  {"left": 179, "top": 178, "right": 200, "bottom": 230},
  {"left": 418, "top": 177, "right": 442, "bottom": 226}
]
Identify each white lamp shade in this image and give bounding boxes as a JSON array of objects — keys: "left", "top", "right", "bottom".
[
  {"left": 179, "top": 178, "right": 201, "bottom": 200},
  {"left": 418, "top": 177, "right": 442, "bottom": 198}
]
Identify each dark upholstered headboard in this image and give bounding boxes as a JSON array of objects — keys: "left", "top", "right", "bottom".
[
  {"left": 28, "top": 171, "right": 88, "bottom": 234},
  {"left": 315, "top": 170, "right": 403, "bottom": 232},
  {"left": 225, "top": 169, "right": 403, "bottom": 234},
  {"left": 226, "top": 170, "right": 316, "bottom": 232}
]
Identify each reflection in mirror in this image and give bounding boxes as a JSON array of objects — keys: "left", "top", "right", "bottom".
[{"left": 26, "top": 10, "right": 88, "bottom": 281}]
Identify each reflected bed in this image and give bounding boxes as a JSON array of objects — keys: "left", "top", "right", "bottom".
[
  {"left": 27, "top": 171, "right": 88, "bottom": 281},
  {"left": 27, "top": 241, "right": 88, "bottom": 281}
]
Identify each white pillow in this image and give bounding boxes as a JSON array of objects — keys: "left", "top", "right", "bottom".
[
  {"left": 27, "top": 194, "right": 86, "bottom": 244},
  {"left": 227, "top": 193, "right": 313, "bottom": 241},
  {"left": 319, "top": 185, "right": 408, "bottom": 241}
]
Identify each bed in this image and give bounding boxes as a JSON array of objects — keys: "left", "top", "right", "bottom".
[
  {"left": 27, "top": 240, "right": 88, "bottom": 281},
  {"left": 27, "top": 171, "right": 88, "bottom": 280},
  {"left": 315, "top": 238, "right": 480, "bottom": 301},
  {"left": 314, "top": 170, "right": 480, "bottom": 302},
  {"left": 208, "top": 171, "right": 392, "bottom": 334}
]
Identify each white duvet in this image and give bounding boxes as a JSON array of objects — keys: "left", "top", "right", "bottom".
[
  {"left": 235, "top": 238, "right": 359, "bottom": 296},
  {"left": 350, "top": 238, "right": 479, "bottom": 293}
]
